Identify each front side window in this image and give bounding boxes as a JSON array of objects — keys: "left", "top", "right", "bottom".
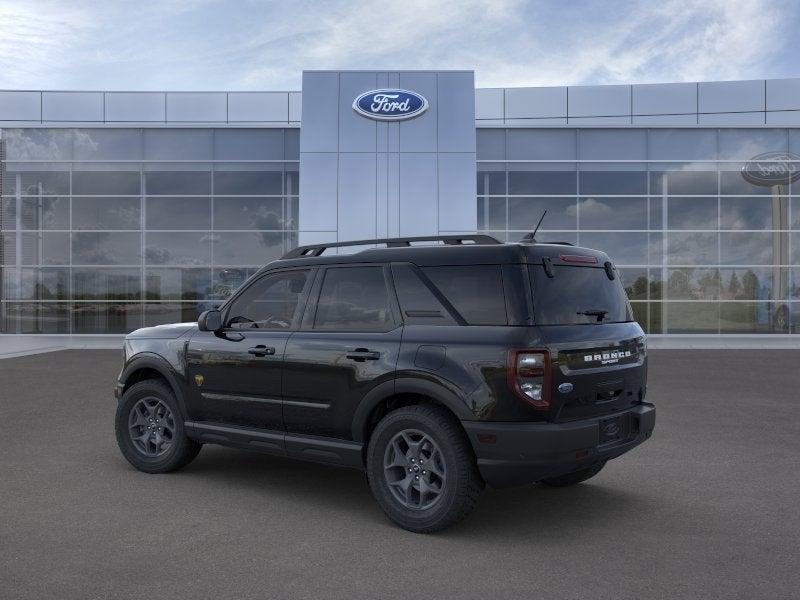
[
  {"left": 314, "top": 267, "right": 393, "bottom": 331},
  {"left": 226, "top": 269, "right": 309, "bottom": 330}
]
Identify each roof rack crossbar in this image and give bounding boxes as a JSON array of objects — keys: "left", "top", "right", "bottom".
[{"left": 282, "top": 234, "right": 502, "bottom": 259}]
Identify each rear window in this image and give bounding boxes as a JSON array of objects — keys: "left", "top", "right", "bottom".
[
  {"left": 422, "top": 265, "right": 507, "bottom": 325},
  {"left": 530, "top": 265, "right": 633, "bottom": 325}
]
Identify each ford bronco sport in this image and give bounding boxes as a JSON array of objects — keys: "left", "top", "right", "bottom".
[{"left": 114, "top": 235, "right": 655, "bottom": 533}]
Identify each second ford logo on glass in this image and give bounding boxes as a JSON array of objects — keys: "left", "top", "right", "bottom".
[{"left": 352, "top": 89, "right": 428, "bottom": 121}]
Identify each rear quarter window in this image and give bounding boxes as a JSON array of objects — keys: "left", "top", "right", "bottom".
[
  {"left": 422, "top": 265, "right": 507, "bottom": 325},
  {"left": 391, "top": 264, "right": 458, "bottom": 326}
]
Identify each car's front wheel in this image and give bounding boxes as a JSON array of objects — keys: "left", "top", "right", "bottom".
[
  {"left": 115, "top": 379, "right": 201, "bottom": 473},
  {"left": 367, "top": 405, "right": 484, "bottom": 533}
]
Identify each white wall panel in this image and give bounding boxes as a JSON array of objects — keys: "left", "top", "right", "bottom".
[
  {"left": 766, "top": 79, "right": 800, "bottom": 111},
  {"left": 398, "top": 72, "right": 438, "bottom": 152},
  {"left": 475, "top": 88, "right": 503, "bottom": 120},
  {"left": 438, "top": 153, "right": 477, "bottom": 232},
  {"left": 338, "top": 153, "right": 377, "bottom": 241},
  {"left": 505, "top": 86, "right": 567, "bottom": 119},
  {"left": 568, "top": 85, "right": 630, "bottom": 117},
  {"left": 633, "top": 82, "right": 696, "bottom": 115},
  {"left": 399, "top": 153, "right": 438, "bottom": 236},
  {"left": 0, "top": 91, "right": 41, "bottom": 121},
  {"left": 338, "top": 72, "right": 377, "bottom": 153},
  {"left": 568, "top": 116, "right": 631, "bottom": 125},
  {"left": 288, "top": 92, "right": 302, "bottom": 122},
  {"left": 300, "top": 72, "right": 338, "bottom": 152},
  {"left": 632, "top": 114, "right": 698, "bottom": 125},
  {"left": 105, "top": 92, "right": 165, "bottom": 122},
  {"left": 698, "top": 112, "right": 765, "bottom": 125},
  {"left": 698, "top": 80, "right": 764, "bottom": 113},
  {"left": 437, "top": 72, "right": 476, "bottom": 152},
  {"left": 298, "top": 153, "right": 338, "bottom": 232},
  {"left": 165, "top": 93, "right": 226, "bottom": 122},
  {"left": 42, "top": 92, "right": 103, "bottom": 121},
  {"left": 766, "top": 111, "right": 800, "bottom": 126},
  {"left": 228, "top": 92, "right": 288, "bottom": 122}
]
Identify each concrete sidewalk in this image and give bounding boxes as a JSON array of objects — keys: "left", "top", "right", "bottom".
[{"left": 0, "top": 335, "right": 123, "bottom": 359}]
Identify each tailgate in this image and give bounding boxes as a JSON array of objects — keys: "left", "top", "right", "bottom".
[{"left": 539, "top": 323, "right": 647, "bottom": 422}]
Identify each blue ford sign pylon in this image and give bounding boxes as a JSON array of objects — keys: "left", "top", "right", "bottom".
[{"left": 352, "top": 89, "right": 428, "bottom": 121}]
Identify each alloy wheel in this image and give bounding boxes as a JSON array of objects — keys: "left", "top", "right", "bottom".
[
  {"left": 128, "top": 397, "right": 175, "bottom": 457},
  {"left": 383, "top": 429, "right": 447, "bottom": 510}
]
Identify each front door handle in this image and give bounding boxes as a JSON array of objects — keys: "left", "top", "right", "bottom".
[
  {"left": 248, "top": 345, "right": 276, "bottom": 357},
  {"left": 346, "top": 348, "right": 381, "bottom": 362}
]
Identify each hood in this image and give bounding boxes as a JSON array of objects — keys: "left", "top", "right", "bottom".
[{"left": 126, "top": 322, "right": 197, "bottom": 340}]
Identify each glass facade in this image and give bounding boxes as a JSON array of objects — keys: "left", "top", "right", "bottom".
[
  {"left": 0, "top": 128, "right": 299, "bottom": 333},
  {"left": 477, "top": 128, "right": 800, "bottom": 335},
  {"left": 2, "top": 123, "right": 799, "bottom": 337}
]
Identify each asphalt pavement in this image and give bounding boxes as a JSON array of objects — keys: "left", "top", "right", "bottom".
[{"left": 1, "top": 349, "right": 798, "bottom": 599}]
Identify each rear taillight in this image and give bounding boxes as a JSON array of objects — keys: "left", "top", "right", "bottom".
[{"left": 508, "top": 350, "right": 551, "bottom": 410}]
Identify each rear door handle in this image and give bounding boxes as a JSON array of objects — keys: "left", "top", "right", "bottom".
[
  {"left": 248, "top": 345, "right": 276, "bottom": 357},
  {"left": 346, "top": 349, "right": 381, "bottom": 361}
]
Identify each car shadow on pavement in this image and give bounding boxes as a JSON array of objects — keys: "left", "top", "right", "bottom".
[{"left": 159, "top": 444, "right": 651, "bottom": 540}]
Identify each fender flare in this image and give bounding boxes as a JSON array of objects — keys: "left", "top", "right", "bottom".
[
  {"left": 351, "top": 376, "right": 474, "bottom": 443},
  {"left": 119, "top": 353, "right": 188, "bottom": 415}
]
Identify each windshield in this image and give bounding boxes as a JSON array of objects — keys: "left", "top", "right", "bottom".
[{"left": 529, "top": 264, "right": 633, "bottom": 325}]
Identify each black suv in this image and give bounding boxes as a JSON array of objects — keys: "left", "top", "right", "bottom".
[{"left": 114, "top": 235, "right": 655, "bottom": 532}]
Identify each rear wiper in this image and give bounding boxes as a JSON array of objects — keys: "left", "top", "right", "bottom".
[{"left": 577, "top": 309, "right": 608, "bottom": 322}]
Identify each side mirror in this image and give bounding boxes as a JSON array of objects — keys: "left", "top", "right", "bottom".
[{"left": 198, "top": 309, "right": 222, "bottom": 332}]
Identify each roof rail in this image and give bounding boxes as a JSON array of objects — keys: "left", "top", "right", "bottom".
[{"left": 282, "top": 234, "right": 502, "bottom": 259}]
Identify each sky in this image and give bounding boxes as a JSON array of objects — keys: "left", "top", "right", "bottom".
[{"left": 0, "top": 0, "right": 798, "bottom": 91}]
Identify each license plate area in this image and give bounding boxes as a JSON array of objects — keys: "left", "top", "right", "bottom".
[{"left": 599, "top": 414, "right": 629, "bottom": 445}]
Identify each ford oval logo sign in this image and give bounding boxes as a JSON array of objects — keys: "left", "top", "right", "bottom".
[
  {"left": 742, "top": 151, "right": 800, "bottom": 187},
  {"left": 353, "top": 89, "right": 428, "bottom": 121}
]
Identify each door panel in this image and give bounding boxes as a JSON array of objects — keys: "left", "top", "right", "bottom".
[
  {"left": 184, "top": 267, "right": 314, "bottom": 431},
  {"left": 283, "top": 328, "right": 402, "bottom": 438},
  {"left": 282, "top": 264, "right": 402, "bottom": 439},
  {"left": 186, "top": 330, "right": 290, "bottom": 429}
]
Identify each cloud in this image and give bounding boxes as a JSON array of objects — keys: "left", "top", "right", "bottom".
[
  {"left": 0, "top": 0, "right": 92, "bottom": 85},
  {"left": 0, "top": 0, "right": 795, "bottom": 90}
]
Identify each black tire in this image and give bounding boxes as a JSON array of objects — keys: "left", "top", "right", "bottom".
[
  {"left": 540, "top": 460, "right": 606, "bottom": 487},
  {"left": 115, "top": 379, "right": 201, "bottom": 474},
  {"left": 367, "top": 405, "right": 484, "bottom": 533}
]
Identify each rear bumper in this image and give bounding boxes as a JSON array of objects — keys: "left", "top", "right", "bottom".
[{"left": 462, "top": 403, "right": 655, "bottom": 488}]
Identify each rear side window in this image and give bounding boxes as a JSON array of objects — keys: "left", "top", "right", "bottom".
[
  {"left": 422, "top": 265, "right": 507, "bottom": 325},
  {"left": 314, "top": 266, "right": 394, "bottom": 331},
  {"left": 391, "top": 264, "right": 457, "bottom": 326},
  {"left": 529, "top": 265, "right": 633, "bottom": 325}
]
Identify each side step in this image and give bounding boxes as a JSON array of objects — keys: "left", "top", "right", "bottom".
[{"left": 185, "top": 421, "right": 364, "bottom": 469}]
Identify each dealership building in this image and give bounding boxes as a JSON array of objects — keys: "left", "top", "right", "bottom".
[{"left": 1, "top": 70, "right": 799, "bottom": 344}]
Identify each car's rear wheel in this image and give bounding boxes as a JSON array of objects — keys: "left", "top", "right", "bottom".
[
  {"left": 115, "top": 379, "right": 201, "bottom": 473},
  {"left": 367, "top": 405, "right": 484, "bottom": 533},
  {"left": 540, "top": 460, "right": 606, "bottom": 487}
]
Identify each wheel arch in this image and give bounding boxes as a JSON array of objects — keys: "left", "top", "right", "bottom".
[
  {"left": 351, "top": 377, "right": 475, "bottom": 445},
  {"left": 119, "top": 353, "right": 188, "bottom": 415}
]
